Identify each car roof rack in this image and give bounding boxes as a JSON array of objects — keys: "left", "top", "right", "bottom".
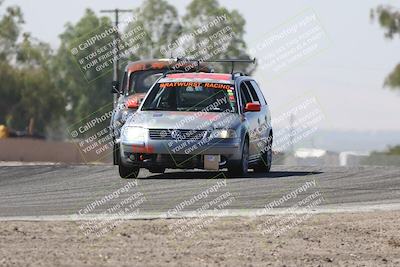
[
  {"left": 176, "top": 57, "right": 256, "bottom": 76},
  {"left": 204, "top": 58, "right": 256, "bottom": 75},
  {"left": 176, "top": 57, "right": 203, "bottom": 72},
  {"left": 162, "top": 70, "right": 185, "bottom": 77},
  {"left": 232, "top": 72, "right": 248, "bottom": 78}
]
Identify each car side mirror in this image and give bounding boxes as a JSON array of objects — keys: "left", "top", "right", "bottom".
[
  {"left": 244, "top": 102, "right": 261, "bottom": 112},
  {"left": 111, "top": 81, "right": 121, "bottom": 94},
  {"left": 126, "top": 98, "right": 140, "bottom": 109}
]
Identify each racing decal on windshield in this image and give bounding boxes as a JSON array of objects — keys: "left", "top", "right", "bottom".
[
  {"left": 227, "top": 89, "right": 236, "bottom": 104},
  {"left": 204, "top": 83, "right": 231, "bottom": 90},
  {"left": 160, "top": 82, "right": 202, "bottom": 88},
  {"left": 159, "top": 82, "right": 232, "bottom": 90}
]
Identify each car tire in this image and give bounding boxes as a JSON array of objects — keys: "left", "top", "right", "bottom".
[
  {"left": 148, "top": 167, "right": 166, "bottom": 174},
  {"left": 254, "top": 136, "right": 272, "bottom": 173},
  {"left": 113, "top": 143, "right": 119, "bottom": 165},
  {"left": 118, "top": 162, "right": 140, "bottom": 179},
  {"left": 228, "top": 138, "right": 249, "bottom": 177}
]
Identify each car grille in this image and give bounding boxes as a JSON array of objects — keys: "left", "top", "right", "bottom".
[
  {"left": 157, "top": 154, "right": 202, "bottom": 167},
  {"left": 149, "top": 129, "right": 207, "bottom": 140}
]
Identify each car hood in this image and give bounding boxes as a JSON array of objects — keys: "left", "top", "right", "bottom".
[{"left": 125, "top": 111, "right": 242, "bottom": 130}]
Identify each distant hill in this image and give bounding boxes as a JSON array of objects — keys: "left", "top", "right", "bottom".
[{"left": 279, "top": 129, "right": 400, "bottom": 153}]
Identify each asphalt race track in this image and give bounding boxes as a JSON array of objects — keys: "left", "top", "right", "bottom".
[{"left": 0, "top": 164, "right": 400, "bottom": 218}]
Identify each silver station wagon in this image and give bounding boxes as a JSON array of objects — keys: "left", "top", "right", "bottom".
[{"left": 117, "top": 71, "right": 273, "bottom": 178}]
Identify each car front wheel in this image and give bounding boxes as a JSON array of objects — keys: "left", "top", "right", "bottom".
[
  {"left": 113, "top": 143, "right": 119, "bottom": 165},
  {"left": 254, "top": 136, "right": 272, "bottom": 173},
  {"left": 227, "top": 138, "right": 249, "bottom": 177},
  {"left": 118, "top": 163, "right": 140, "bottom": 179}
]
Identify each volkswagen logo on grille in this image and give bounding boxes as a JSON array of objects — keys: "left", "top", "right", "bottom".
[
  {"left": 160, "top": 130, "right": 167, "bottom": 138},
  {"left": 170, "top": 129, "right": 181, "bottom": 139}
]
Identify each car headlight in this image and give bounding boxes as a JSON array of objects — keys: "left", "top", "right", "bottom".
[
  {"left": 122, "top": 126, "right": 147, "bottom": 142},
  {"left": 211, "top": 129, "right": 237, "bottom": 139}
]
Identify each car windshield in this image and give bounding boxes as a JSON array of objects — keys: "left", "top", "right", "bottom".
[
  {"left": 141, "top": 82, "right": 237, "bottom": 112},
  {"left": 128, "top": 70, "right": 164, "bottom": 95}
]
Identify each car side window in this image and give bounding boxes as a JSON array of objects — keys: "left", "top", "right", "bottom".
[
  {"left": 245, "top": 81, "right": 260, "bottom": 103},
  {"left": 129, "top": 72, "right": 137, "bottom": 94},
  {"left": 121, "top": 72, "right": 127, "bottom": 94},
  {"left": 250, "top": 80, "right": 267, "bottom": 106},
  {"left": 240, "top": 82, "right": 253, "bottom": 108}
]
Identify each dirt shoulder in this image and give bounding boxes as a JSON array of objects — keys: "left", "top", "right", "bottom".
[{"left": 1, "top": 211, "right": 400, "bottom": 266}]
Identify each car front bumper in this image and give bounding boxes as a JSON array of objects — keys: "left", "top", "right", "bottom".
[{"left": 120, "top": 138, "right": 242, "bottom": 169}]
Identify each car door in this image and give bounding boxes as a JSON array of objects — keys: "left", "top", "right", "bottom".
[
  {"left": 247, "top": 80, "right": 270, "bottom": 157},
  {"left": 238, "top": 81, "right": 259, "bottom": 159}
]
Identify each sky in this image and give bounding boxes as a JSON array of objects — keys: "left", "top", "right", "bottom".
[{"left": 2, "top": 0, "right": 400, "bottom": 132}]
